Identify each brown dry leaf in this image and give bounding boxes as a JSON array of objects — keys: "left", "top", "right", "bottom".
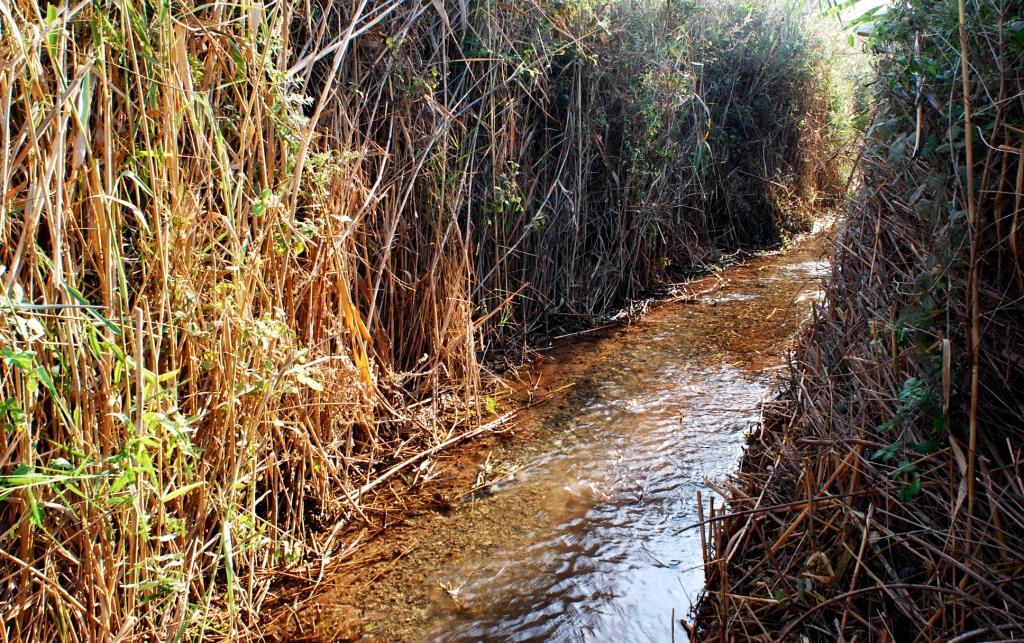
[{"left": 429, "top": 0, "right": 451, "bottom": 33}]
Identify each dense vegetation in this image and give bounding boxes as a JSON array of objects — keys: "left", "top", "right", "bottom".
[
  {"left": 0, "top": 0, "right": 844, "bottom": 639},
  {"left": 698, "top": 0, "right": 1024, "bottom": 638}
]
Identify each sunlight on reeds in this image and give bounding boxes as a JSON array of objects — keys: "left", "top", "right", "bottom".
[{"left": 0, "top": 0, "right": 846, "bottom": 638}]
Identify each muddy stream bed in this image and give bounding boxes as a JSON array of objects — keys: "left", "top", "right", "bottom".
[{"left": 283, "top": 235, "right": 828, "bottom": 642}]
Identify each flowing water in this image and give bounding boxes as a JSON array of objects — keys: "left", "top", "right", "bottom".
[
  {"left": 414, "top": 238, "right": 829, "bottom": 642},
  {"left": 299, "top": 236, "right": 829, "bottom": 642}
]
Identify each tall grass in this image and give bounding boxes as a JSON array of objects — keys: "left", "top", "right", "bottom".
[
  {"left": 697, "top": 0, "right": 1024, "bottom": 637},
  {"left": 0, "top": 0, "right": 843, "bottom": 638}
]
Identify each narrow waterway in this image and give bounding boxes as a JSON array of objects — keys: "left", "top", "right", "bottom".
[
  {"left": 423, "top": 239, "right": 827, "bottom": 641},
  {"left": 301, "top": 235, "right": 829, "bottom": 642}
]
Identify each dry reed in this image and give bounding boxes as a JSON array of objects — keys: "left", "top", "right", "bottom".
[
  {"left": 0, "top": 0, "right": 842, "bottom": 639},
  {"left": 696, "top": 0, "right": 1024, "bottom": 639}
]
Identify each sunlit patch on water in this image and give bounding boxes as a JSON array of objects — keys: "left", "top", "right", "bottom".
[
  {"left": 779, "top": 259, "right": 830, "bottom": 278},
  {"left": 796, "top": 290, "right": 824, "bottom": 303},
  {"left": 711, "top": 292, "right": 758, "bottom": 303}
]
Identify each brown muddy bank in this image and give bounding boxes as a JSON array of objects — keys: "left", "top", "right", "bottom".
[{"left": 270, "top": 232, "right": 830, "bottom": 641}]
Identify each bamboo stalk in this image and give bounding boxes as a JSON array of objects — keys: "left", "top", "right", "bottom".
[{"left": 958, "top": 0, "right": 980, "bottom": 541}]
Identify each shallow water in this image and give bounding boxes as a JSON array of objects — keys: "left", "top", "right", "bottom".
[{"left": 416, "top": 240, "right": 829, "bottom": 642}]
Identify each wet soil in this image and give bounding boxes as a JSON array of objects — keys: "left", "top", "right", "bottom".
[{"left": 271, "top": 233, "right": 829, "bottom": 642}]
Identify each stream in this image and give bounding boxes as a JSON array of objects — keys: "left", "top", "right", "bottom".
[{"left": 301, "top": 234, "right": 829, "bottom": 642}]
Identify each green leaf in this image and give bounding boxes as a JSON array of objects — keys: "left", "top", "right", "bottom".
[
  {"left": 871, "top": 440, "right": 903, "bottom": 463},
  {"left": 253, "top": 189, "right": 273, "bottom": 217},
  {"left": 77, "top": 69, "right": 93, "bottom": 125},
  {"left": 900, "top": 477, "right": 922, "bottom": 502},
  {"left": 64, "top": 284, "right": 121, "bottom": 335},
  {"left": 87, "top": 327, "right": 103, "bottom": 360},
  {"left": 109, "top": 470, "right": 135, "bottom": 495},
  {"left": 34, "top": 366, "right": 59, "bottom": 399},
  {"left": 909, "top": 440, "right": 938, "bottom": 455},
  {"left": 876, "top": 419, "right": 897, "bottom": 433},
  {"left": 821, "top": 0, "right": 859, "bottom": 18},
  {"left": 889, "top": 460, "right": 919, "bottom": 477},
  {"left": 161, "top": 481, "right": 205, "bottom": 504},
  {"left": 45, "top": 5, "right": 60, "bottom": 56},
  {"left": 1, "top": 464, "right": 51, "bottom": 487},
  {"left": 1, "top": 348, "right": 34, "bottom": 370},
  {"left": 26, "top": 486, "right": 44, "bottom": 527}
]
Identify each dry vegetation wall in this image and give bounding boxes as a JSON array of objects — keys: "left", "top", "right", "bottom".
[
  {"left": 697, "top": 0, "right": 1024, "bottom": 638},
  {"left": 0, "top": 0, "right": 841, "bottom": 638}
]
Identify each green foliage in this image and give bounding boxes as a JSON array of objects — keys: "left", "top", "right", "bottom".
[{"left": 836, "top": 0, "right": 1024, "bottom": 497}]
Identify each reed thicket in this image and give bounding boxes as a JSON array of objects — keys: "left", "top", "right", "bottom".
[
  {"left": 697, "top": 0, "right": 1024, "bottom": 638},
  {"left": 0, "top": 0, "right": 844, "bottom": 638}
]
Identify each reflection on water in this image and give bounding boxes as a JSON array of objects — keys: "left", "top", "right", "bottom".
[{"left": 425, "top": 243, "right": 829, "bottom": 642}]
